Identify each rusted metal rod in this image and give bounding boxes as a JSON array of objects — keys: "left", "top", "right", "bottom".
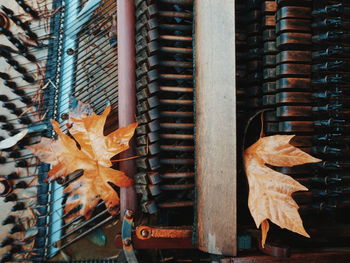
[{"left": 117, "top": 0, "right": 137, "bottom": 218}]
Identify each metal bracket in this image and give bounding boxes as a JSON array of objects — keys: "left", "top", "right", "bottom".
[{"left": 121, "top": 210, "right": 138, "bottom": 263}]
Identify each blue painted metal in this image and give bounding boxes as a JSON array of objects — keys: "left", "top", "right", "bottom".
[
  {"left": 47, "top": 0, "right": 101, "bottom": 257},
  {"left": 122, "top": 210, "right": 139, "bottom": 263}
]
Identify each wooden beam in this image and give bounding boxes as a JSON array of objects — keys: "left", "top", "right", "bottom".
[{"left": 195, "top": 0, "right": 237, "bottom": 256}]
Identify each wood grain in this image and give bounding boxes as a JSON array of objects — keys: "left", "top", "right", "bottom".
[{"left": 195, "top": 0, "right": 237, "bottom": 256}]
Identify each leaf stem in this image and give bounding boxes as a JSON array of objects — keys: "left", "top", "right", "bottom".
[{"left": 110, "top": 155, "right": 142, "bottom": 162}]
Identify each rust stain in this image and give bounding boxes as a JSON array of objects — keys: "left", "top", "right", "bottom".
[{"left": 136, "top": 226, "right": 192, "bottom": 240}]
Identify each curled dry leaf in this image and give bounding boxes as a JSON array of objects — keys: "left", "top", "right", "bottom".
[
  {"left": 27, "top": 104, "right": 137, "bottom": 219},
  {"left": 244, "top": 135, "right": 322, "bottom": 247},
  {"left": 68, "top": 97, "right": 94, "bottom": 121},
  {"left": 0, "top": 129, "right": 29, "bottom": 150}
]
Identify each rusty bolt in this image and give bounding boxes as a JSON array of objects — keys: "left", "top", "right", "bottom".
[
  {"left": 140, "top": 229, "right": 150, "bottom": 238},
  {"left": 123, "top": 238, "right": 132, "bottom": 247},
  {"left": 66, "top": 48, "right": 75, "bottom": 55},
  {"left": 125, "top": 210, "right": 134, "bottom": 219},
  {"left": 56, "top": 177, "right": 66, "bottom": 185},
  {"left": 61, "top": 113, "right": 69, "bottom": 120}
]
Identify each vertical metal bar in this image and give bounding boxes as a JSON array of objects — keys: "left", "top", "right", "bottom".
[
  {"left": 47, "top": 0, "right": 80, "bottom": 257},
  {"left": 195, "top": 0, "right": 237, "bottom": 256},
  {"left": 117, "top": 0, "right": 137, "bottom": 218},
  {"left": 48, "top": 0, "right": 102, "bottom": 257}
]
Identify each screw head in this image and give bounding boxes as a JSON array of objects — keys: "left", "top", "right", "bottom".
[
  {"left": 61, "top": 113, "right": 69, "bottom": 120},
  {"left": 56, "top": 177, "right": 66, "bottom": 185},
  {"left": 141, "top": 229, "right": 150, "bottom": 238},
  {"left": 125, "top": 210, "right": 134, "bottom": 219},
  {"left": 123, "top": 238, "right": 132, "bottom": 247},
  {"left": 66, "top": 48, "right": 75, "bottom": 55}
]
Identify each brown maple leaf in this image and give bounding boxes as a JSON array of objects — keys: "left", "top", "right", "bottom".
[
  {"left": 244, "top": 135, "right": 321, "bottom": 247},
  {"left": 27, "top": 105, "right": 137, "bottom": 219}
]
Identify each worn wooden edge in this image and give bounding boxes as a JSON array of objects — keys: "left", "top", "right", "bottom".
[
  {"left": 220, "top": 250, "right": 350, "bottom": 263},
  {"left": 194, "top": 0, "right": 237, "bottom": 256}
]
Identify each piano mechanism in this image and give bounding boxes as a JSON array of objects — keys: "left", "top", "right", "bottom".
[{"left": 0, "top": 0, "right": 350, "bottom": 262}]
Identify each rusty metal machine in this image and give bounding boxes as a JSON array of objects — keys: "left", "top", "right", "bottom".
[{"left": 1, "top": 0, "right": 350, "bottom": 262}]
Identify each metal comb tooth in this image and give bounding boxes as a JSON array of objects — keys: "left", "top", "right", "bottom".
[
  {"left": 18, "top": 116, "right": 32, "bottom": 124},
  {"left": 312, "top": 46, "right": 350, "bottom": 59},
  {"left": 6, "top": 172, "right": 19, "bottom": 180},
  {"left": 312, "top": 17, "right": 350, "bottom": 30},
  {"left": 9, "top": 224, "right": 23, "bottom": 234},
  {"left": 3, "top": 102, "right": 17, "bottom": 110},
  {"left": 0, "top": 5, "right": 38, "bottom": 39},
  {"left": 15, "top": 0, "right": 39, "bottom": 19},
  {"left": 0, "top": 26, "right": 28, "bottom": 51},
  {"left": 2, "top": 216, "right": 16, "bottom": 225},
  {"left": 0, "top": 156, "right": 6, "bottom": 164},
  {"left": 0, "top": 72, "right": 10, "bottom": 79},
  {"left": 312, "top": 31, "right": 350, "bottom": 44},
  {"left": 19, "top": 96, "right": 33, "bottom": 105},
  {"left": 312, "top": 74, "right": 350, "bottom": 86},
  {"left": 0, "top": 115, "right": 7, "bottom": 122},
  {"left": 313, "top": 61, "right": 350, "bottom": 72},
  {"left": 3, "top": 80, "right": 18, "bottom": 89},
  {"left": 4, "top": 194, "right": 18, "bottom": 202},
  {"left": 1, "top": 123, "right": 14, "bottom": 131},
  {"left": 277, "top": 0, "right": 312, "bottom": 7},
  {"left": 312, "top": 3, "right": 350, "bottom": 17},
  {"left": 22, "top": 74, "right": 35, "bottom": 83},
  {"left": 314, "top": 133, "right": 350, "bottom": 146},
  {"left": 0, "top": 95, "right": 9, "bottom": 101},
  {"left": 1, "top": 252, "right": 12, "bottom": 262},
  {"left": 11, "top": 202, "right": 25, "bottom": 212},
  {"left": 277, "top": 18, "right": 311, "bottom": 34},
  {"left": 277, "top": 6, "right": 311, "bottom": 20},
  {"left": 9, "top": 244, "right": 22, "bottom": 254},
  {"left": 315, "top": 175, "right": 350, "bottom": 185},
  {"left": 8, "top": 106, "right": 23, "bottom": 116},
  {"left": 14, "top": 181, "right": 28, "bottom": 189},
  {"left": 0, "top": 237, "right": 15, "bottom": 247},
  {"left": 12, "top": 88, "right": 26, "bottom": 96},
  {"left": 15, "top": 160, "right": 28, "bottom": 168},
  {"left": 5, "top": 59, "right": 29, "bottom": 75},
  {"left": 312, "top": 145, "right": 350, "bottom": 157},
  {"left": 277, "top": 32, "right": 312, "bottom": 50},
  {"left": 316, "top": 161, "right": 350, "bottom": 170}
]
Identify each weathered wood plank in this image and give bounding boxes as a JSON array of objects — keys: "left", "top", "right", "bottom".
[{"left": 195, "top": 0, "right": 237, "bottom": 256}]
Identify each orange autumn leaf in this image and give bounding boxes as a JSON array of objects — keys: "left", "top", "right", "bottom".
[
  {"left": 243, "top": 135, "right": 322, "bottom": 247},
  {"left": 27, "top": 105, "right": 137, "bottom": 219}
]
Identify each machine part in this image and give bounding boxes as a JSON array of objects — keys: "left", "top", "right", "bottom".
[
  {"left": 136, "top": 226, "right": 192, "bottom": 240},
  {"left": 117, "top": 0, "right": 137, "bottom": 218},
  {"left": 121, "top": 210, "right": 138, "bottom": 263}
]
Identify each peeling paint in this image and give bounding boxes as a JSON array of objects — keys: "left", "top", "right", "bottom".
[{"left": 208, "top": 233, "right": 222, "bottom": 255}]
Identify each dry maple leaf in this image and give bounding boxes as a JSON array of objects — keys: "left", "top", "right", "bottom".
[
  {"left": 244, "top": 135, "right": 321, "bottom": 247},
  {"left": 27, "top": 105, "right": 137, "bottom": 219}
]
